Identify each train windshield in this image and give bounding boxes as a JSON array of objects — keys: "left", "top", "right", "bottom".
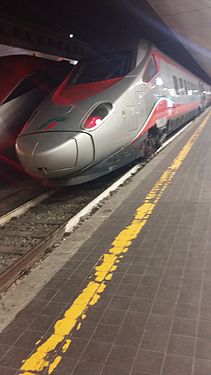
[{"left": 68, "top": 51, "right": 132, "bottom": 85}]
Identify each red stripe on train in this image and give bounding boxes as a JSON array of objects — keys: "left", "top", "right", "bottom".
[
  {"left": 52, "top": 77, "right": 122, "bottom": 105},
  {"left": 133, "top": 98, "right": 200, "bottom": 141}
]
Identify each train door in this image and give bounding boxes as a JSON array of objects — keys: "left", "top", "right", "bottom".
[
  {"left": 136, "top": 55, "right": 160, "bottom": 123},
  {"left": 135, "top": 89, "right": 147, "bottom": 119},
  {"left": 199, "top": 81, "right": 205, "bottom": 110},
  {"left": 125, "top": 106, "right": 138, "bottom": 131}
]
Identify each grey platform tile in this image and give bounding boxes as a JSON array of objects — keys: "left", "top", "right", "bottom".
[
  {"left": 40, "top": 301, "right": 66, "bottom": 318},
  {"left": 0, "top": 346, "right": 32, "bottom": 369},
  {"left": 0, "top": 327, "right": 23, "bottom": 346},
  {"left": 149, "top": 257, "right": 167, "bottom": 267},
  {"left": 109, "top": 296, "right": 132, "bottom": 310},
  {"left": 141, "top": 331, "right": 168, "bottom": 352},
  {"left": 114, "top": 283, "right": 138, "bottom": 298},
  {"left": 151, "top": 300, "right": 176, "bottom": 317},
  {"left": 131, "top": 256, "right": 151, "bottom": 266},
  {"left": 44, "top": 274, "right": 70, "bottom": 290},
  {"left": 2, "top": 310, "right": 37, "bottom": 331},
  {"left": 126, "top": 265, "right": 146, "bottom": 275},
  {"left": 0, "top": 344, "right": 10, "bottom": 361},
  {"left": 81, "top": 340, "right": 111, "bottom": 363},
  {"left": 0, "top": 366, "right": 17, "bottom": 375},
  {"left": 186, "top": 255, "right": 205, "bottom": 269},
  {"left": 84, "top": 307, "right": 105, "bottom": 323},
  {"left": 161, "top": 354, "right": 192, "bottom": 375},
  {"left": 133, "top": 349, "right": 164, "bottom": 374},
  {"left": 121, "top": 273, "right": 142, "bottom": 285},
  {"left": 35, "top": 287, "right": 58, "bottom": 302},
  {"left": 61, "top": 260, "right": 82, "bottom": 271},
  {"left": 146, "top": 314, "right": 172, "bottom": 334},
  {"left": 124, "top": 312, "right": 148, "bottom": 329},
  {"left": 50, "top": 287, "right": 79, "bottom": 304},
  {"left": 181, "top": 278, "right": 202, "bottom": 290},
  {"left": 92, "top": 323, "right": 119, "bottom": 343},
  {"left": 15, "top": 329, "right": 45, "bottom": 350},
  {"left": 101, "top": 365, "right": 130, "bottom": 375},
  {"left": 106, "top": 345, "right": 137, "bottom": 371},
  {"left": 171, "top": 318, "right": 197, "bottom": 337},
  {"left": 135, "top": 286, "right": 158, "bottom": 301},
  {"left": 140, "top": 275, "right": 162, "bottom": 288},
  {"left": 175, "top": 303, "right": 199, "bottom": 320},
  {"left": 198, "top": 320, "right": 211, "bottom": 339},
  {"left": 129, "top": 298, "right": 153, "bottom": 313},
  {"left": 144, "top": 266, "right": 164, "bottom": 276},
  {"left": 28, "top": 315, "right": 56, "bottom": 334},
  {"left": 193, "top": 358, "right": 211, "bottom": 375},
  {"left": 114, "top": 324, "right": 143, "bottom": 348},
  {"left": 162, "top": 267, "right": 183, "bottom": 279},
  {"left": 199, "top": 302, "right": 211, "bottom": 321},
  {"left": 196, "top": 337, "right": 211, "bottom": 360},
  {"left": 202, "top": 282, "right": 211, "bottom": 302},
  {"left": 156, "top": 287, "right": 178, "bottom": 303},
  {"left": 167, "top": 334, "right": 195, "bottom": 357},
  {"left": 178, "top": 287, "right": 201, "bottom": 304},
  {"left": 160, "top": 275, "right": 181, "bottom": 288},
  {"left": 183, "top": 268, "right": 204, "bottom": 281},
  {"left": 101, "top": 308, "right": 126, "bottom": 326},
  {"left": 167, "top": 252, "right": 187, "bottom": 267}
]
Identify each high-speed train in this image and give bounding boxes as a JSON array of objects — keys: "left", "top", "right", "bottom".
[
  {"left": 16, "top": 39, "right": 211, "bottom": 185},
  {"left": 0, "top": 55, "right": 70, "bottom": 151}
]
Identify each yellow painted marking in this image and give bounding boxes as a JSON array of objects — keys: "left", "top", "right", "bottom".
[
  {"left": 19, "top": 113, "right": 210, "bottom": 374},
  {"left": 48, "top": 356, "right": 62, "bottom": 375},
  {"left": 76, "top": 322, "right": 81, "bottom": 330},
  {"left": 61, "top": 339, "right": 71, "bottom": 353}
]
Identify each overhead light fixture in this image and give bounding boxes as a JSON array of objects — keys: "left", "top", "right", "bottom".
[{"left": 69, "top": 34, "right": 74, "bottom": 38}]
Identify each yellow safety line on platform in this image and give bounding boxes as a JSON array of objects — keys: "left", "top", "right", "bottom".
[{"left": 18, "top": 113, "right": 210, "bottom": 375}]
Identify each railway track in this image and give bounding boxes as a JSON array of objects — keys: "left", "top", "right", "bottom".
[
  {"left": 0, "top": 117, "right": 197, "bottom": 293},
  {"left": 0, "top": 165, "right": 145, "bottom": 293}
]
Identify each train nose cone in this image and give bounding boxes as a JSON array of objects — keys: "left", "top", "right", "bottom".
[{"left": 16, "top": 132, "right": 94, "bottom": 179}]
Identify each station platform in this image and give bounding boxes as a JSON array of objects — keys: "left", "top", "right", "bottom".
[{"left": 0, "top": 110, "right": 211, "bottom": 375}]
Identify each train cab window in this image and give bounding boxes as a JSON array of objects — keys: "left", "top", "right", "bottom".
[
  {"left": 179, "top": 78, "right": 184, "bottom": 95},
  {"left": 173, "top": 75, "right": 179, "bottom": 95},
  {"left": 68, "top": 51, "right": 133, "bottom": 84},
  {"left": 143, "top": 56, "right": 158, "bottom": 83}
]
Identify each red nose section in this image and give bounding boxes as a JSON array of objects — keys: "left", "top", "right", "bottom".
[{"left": 52, "top": 77, "right": 122, "bottom": 106}]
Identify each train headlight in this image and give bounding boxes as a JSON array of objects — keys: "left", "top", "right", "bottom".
[{"left": 83, "top": 102, "right": 113, "bottom": 130}]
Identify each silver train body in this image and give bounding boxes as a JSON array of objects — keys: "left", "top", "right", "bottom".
[
  {"left": 1, "top": 88, "right": 46, "bottom": 152},
  {"left": 0, "top": 55, "right": 70, "bottom": 152},
  {"left": 16, "top": 40, "right": 211, "bottom": 185}
]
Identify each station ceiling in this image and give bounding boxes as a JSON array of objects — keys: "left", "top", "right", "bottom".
[
  {"left": 0, "top": 0, "right": 210, "bottom": 83},
  {"left": 147, "top": 0, "right": 211, "bottom": 78}
]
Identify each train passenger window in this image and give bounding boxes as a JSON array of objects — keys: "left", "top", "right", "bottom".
[
  {"left": 142, "top": 56, "right": 158, "bottom": 82},
  {"left": 173, "top": 76, "right": 179, "bottom": 95},
  {"left": 179, "top": 78, "right": 184, "bottom": 95},
  {"left": 184, "top": 80, "right": 188, "bottom": 94},
  {"left": 68, "top": 51, "right": 133, "bottom": 84}
]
